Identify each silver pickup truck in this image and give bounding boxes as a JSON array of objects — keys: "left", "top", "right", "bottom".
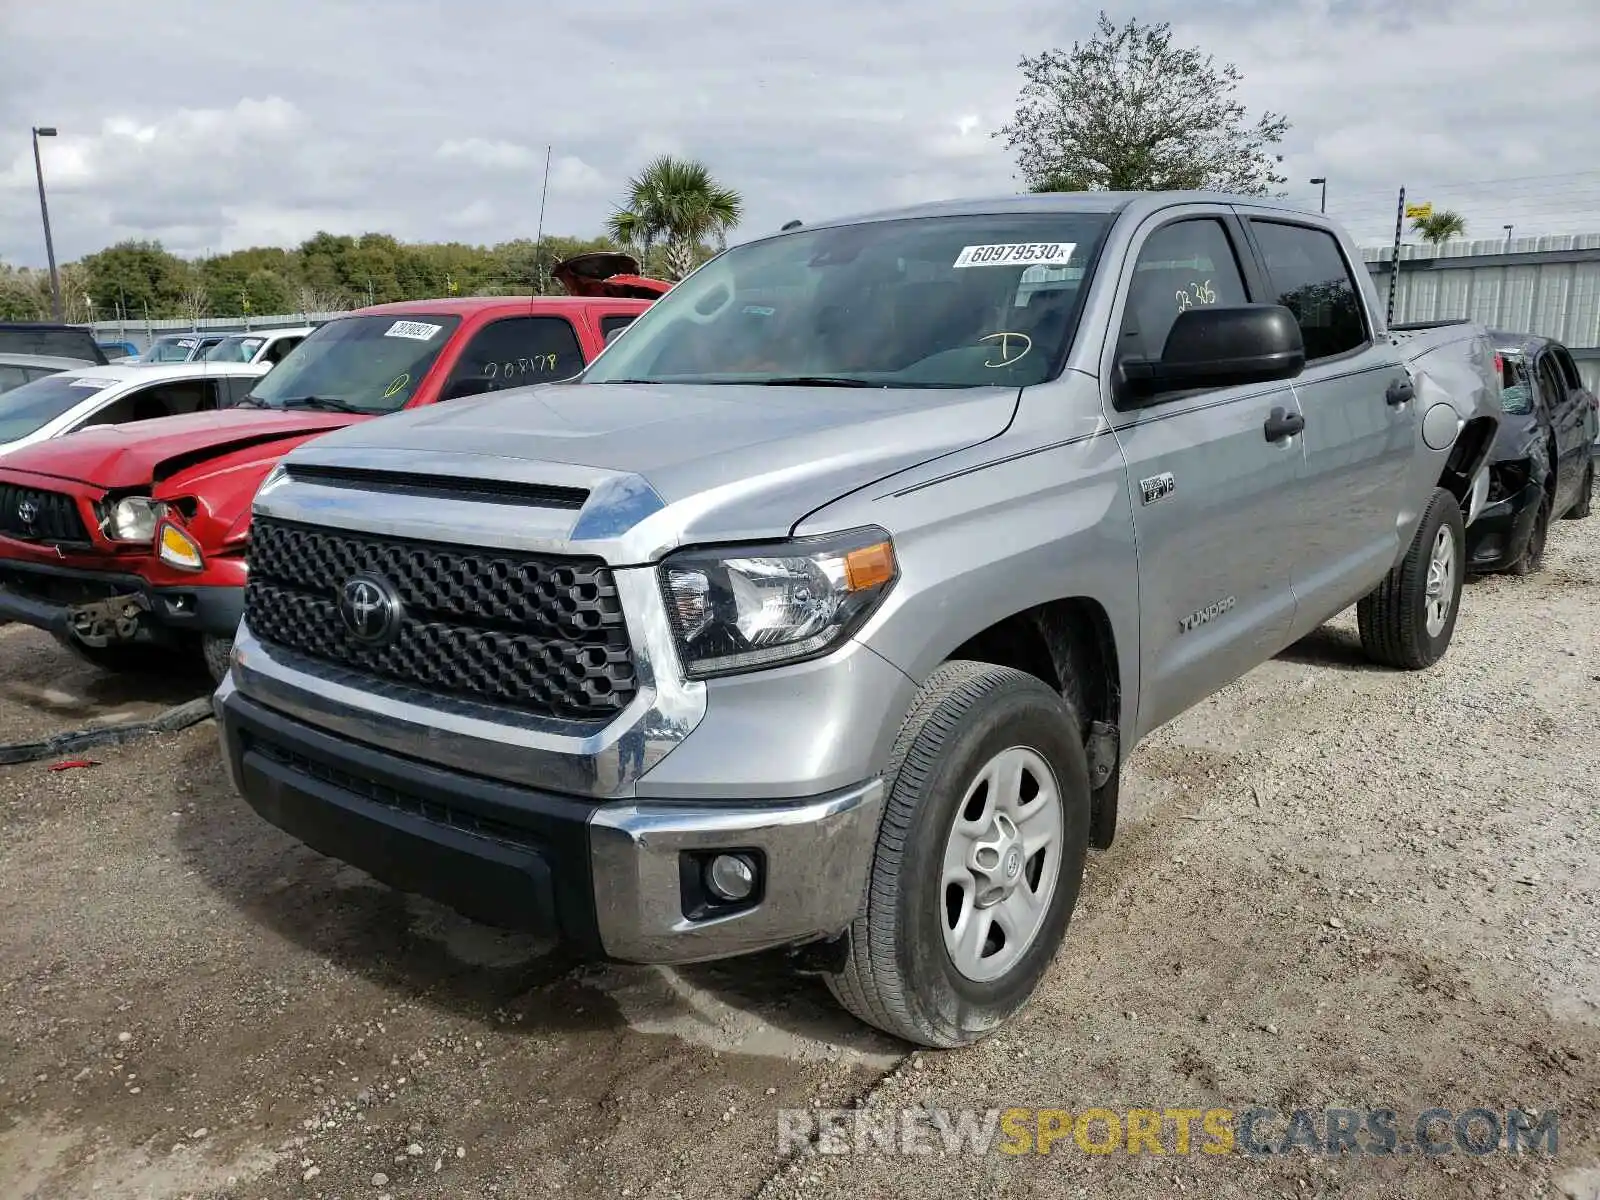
[{"left": 215, "top": 193, "right": 1501, "bottom": 1047}]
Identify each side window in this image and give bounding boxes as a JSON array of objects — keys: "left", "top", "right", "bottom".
[
  {"left": 0, "top": 365, "right": 27, "bottom": 394},
  {"left": 1118, "top": 219, "right": 1250, "bottom": 365},
  {"left": 1551, "top": 345, "right": 1583, "bottom": 391},
  {"left": 441, "top": 317, "right": 586, "bottom": 401},
  {"left": 600, "top": 314, "right": 637, "bottom": 343},
  {"left": 78, "top": 380, "right": 215, "bottom": 429},
  {"left": 265, "top": 336, "right": 302, "bottom": 364},
  {"left": 1536, "top": 355, "right": 1566, "bottom": 411},
  {"left": 1248, "top": 221, "right": 1368, "bottom": 362}
]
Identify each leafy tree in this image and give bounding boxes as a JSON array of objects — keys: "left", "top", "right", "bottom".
[
  {"left": 996, "top": 12, "right": 1290, "bottom": 195},
  {"left": 605, "top": 155, "right": 742, "bottom": 280},
  {"left": 79, "top": 240, "right": 190, "bottom": 320},
  {"left": 242, "top": 268, "right": 292, "bottom": 317},
  {"left": 1411, "top": 210, "right": 1467, "bottom": 244}
]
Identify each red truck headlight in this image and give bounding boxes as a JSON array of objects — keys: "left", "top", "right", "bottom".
[{"left": 106, "top": 495, "right": 166, "bottom": 543}]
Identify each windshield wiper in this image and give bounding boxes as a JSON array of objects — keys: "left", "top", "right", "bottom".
[
  {"left": 233, "top": 394, "right": 269, "bottom": 408},
  {"left": 756, "top": 375, "right": 879, "bottom": 388},
  {"left": 276, "top": 395, "right": 366, "bottom": 414}
]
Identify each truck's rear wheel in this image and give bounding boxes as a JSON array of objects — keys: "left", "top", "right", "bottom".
[
  {"left": 1357, "top": 486, "right": 1464, "bottom": 670},
  {"left": 827, "top": 661, "right": 1090, "bottom": 1047}
]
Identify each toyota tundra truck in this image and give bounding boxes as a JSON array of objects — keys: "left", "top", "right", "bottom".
[
  {"left": 216, "top": 194, "right": 1500, "bottom": 1046},
  {"left": 0, "top": 255, "right": 668, "bottom": 680}
]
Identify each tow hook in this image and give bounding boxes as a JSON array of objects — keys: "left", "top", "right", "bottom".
[{"left": 67, "top": 593, "right": 150, "bottom": 647}]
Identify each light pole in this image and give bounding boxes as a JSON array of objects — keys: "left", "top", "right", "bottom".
[
  {"left": 1309, "top": 177, "right": 1327, "bottom": 213},
  {"left": 31, "top": 126, "right": 63, "bottom": 321},
  {"left": 1503, "top": 224, "right": 1514, "bottom": 252}
]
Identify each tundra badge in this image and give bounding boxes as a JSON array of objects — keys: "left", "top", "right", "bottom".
[
  {"left": 1179, "top": 595, "right": 1236, "bottom": 633},
  {"left": 1140, "top": 472, "right": 1176, "bottom": 505}
]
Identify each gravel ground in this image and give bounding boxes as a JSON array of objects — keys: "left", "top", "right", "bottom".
[{"left": 3, "top": 517, "right": 1598, "bottom": 1199}]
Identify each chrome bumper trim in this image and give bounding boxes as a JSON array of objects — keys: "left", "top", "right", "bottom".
[
  {"left": 588, "top": 778, "right": 884, "bottom": 963},
  {"left": 227, "top": 566, "right": 705, "bottom": 798}
]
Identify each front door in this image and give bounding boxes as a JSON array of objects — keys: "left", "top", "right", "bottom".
[
  {"left": 1105, "top": 211, "right": 1305, "bottom": 739},
  {"left": 1536, "top": 347, "right": 1589, "bottom": 513},
  {"left": 1242, "top": 217, "right": 1415, "bottom": 634}
]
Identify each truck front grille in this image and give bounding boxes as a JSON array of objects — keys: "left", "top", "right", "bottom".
[
  {"left": 244, "top": 517, "right": 638, "bottom": 720},
  {"left": 0, "top": 483, "right": 90, "bottom": 545}
]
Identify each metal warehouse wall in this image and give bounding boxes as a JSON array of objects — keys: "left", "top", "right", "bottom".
[{"left": 1363, "top": 235, "right": 1600, "bottom": 392}]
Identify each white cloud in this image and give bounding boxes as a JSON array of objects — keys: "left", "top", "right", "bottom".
[{"left": 436, "top": 138, "right": 537, "bottom": 170}]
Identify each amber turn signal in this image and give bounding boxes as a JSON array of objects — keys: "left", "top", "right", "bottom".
[{"left": 844, "top": 541, "right": 896, "bottom": 592}]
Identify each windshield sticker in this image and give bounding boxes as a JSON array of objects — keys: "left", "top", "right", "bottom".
[
  {"left": 954, "top": 242, "right": 1076, "bottom": 269},
  {"left": 979, "top": 332, "right": 1033, "bottom": 367},
  {"left": 383, "top": 320, "right": 444, "bottom": 341},
  {"left": 68, "top": 378, "right": 116, "bottom": 389},
  {"left": 382, "top": 373, "right": 411, "bottom": 399},
  {"left": 742, "top": 305, "right": 777, "bottom": 317}
]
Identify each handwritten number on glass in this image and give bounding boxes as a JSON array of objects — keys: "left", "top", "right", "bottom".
[{"left": 1176, "top": 279, "right": 1218, "bottom": 312}]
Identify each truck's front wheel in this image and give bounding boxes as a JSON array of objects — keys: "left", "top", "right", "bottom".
[
  {"left": 1357, "top": 486, "right": 1465, "bottom": 669},
  {"left": 827, "top": 661, "right": 1090, "bottom": 1047}
]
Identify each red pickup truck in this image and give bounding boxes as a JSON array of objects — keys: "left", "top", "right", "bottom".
[{"left": 0, "top": 255, "right": 667, "bottom": 680}]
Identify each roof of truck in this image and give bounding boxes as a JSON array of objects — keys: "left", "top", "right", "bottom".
[
  {"left": 766, "top": 190, "right": 1325, "bottom": 236},
  {"left": 344, "top": 296, "right": 655, "bottom": 319}
]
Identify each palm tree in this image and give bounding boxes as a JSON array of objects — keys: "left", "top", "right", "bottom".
[
  {"left": 1411, "top": 210, "right": 1467, "bottom": 245},
  {"left": 604, "top": 156, "right": 742, "bottom": 281}
]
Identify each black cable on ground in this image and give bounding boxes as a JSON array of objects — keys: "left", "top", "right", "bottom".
[{"left": 0, "top": 697, "right": 214, "bottom": 767}]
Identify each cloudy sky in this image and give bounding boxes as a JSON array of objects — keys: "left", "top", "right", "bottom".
[{"left": 2, "top": 0, "right": 1598, "bottom": 268}]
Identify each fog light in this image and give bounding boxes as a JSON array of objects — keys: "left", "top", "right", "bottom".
[{"left": 705, "top": 853, "right": 757, "bottom": 902}]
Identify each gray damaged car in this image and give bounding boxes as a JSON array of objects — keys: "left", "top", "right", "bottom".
[{"left": 215, "top": 193, "right": 1502, "bottom": 1047}]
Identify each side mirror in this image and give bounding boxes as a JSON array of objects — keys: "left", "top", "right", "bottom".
[{"left": 1119, "top": 305, "right": 1304, "bottom": 404}]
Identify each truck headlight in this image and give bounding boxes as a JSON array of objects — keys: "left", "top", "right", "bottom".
[
  {"left": 660, "top": 527, "right": 898, "bottom": 678},
  {"left": 108, "top": 496, "right": 166, "bottom": 543}
]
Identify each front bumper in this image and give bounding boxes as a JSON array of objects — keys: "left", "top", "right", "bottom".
[
  {"left": 0, "top": 558, "right": 244, "bottom": 641},
  {"left": 215, "top": 675, "right": 884, "bottom": 964},
  {"left": 1464, "top": 477, "right": 1543, "bottom": 571}
]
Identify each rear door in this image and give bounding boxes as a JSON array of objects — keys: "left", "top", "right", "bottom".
[
  {"left": 1105, "top": 209, "right": 1304, "bottom": 737},
  {"left": 1538, "top": 346, "right": 1590, "bottom": 512},
  {"left": 1240, "top": 216, "right": 1414, "bottom": 635}
]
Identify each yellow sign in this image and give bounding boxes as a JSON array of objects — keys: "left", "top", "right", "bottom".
[{"left": 1405, "top": 202, "right": 1434, "bottom": 220}]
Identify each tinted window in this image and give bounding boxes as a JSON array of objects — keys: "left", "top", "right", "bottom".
[
  {"left": 600, "top": 314, "right": 637, "bottom": 341},
  {"left": 442, "top": 317, "right": 586, "bottom": 400},
  {"left": 1118, "top": 219, "right": 1250, "bottom": 365},
  {"left": 264, "top": 336, "right": 302, "bottom": 364},
  {"left": 218, "top": 375, "right": 259, "bottom": 407},
  {"left": 0, "top": 365, "right": 28, "bottom": 395},
  {"left": 78, "top": 380, "right": 216, "bottom": 429},
  {"left": 583, "top": 213, "right": 1114, "bottom": 389},
  {"left": 1249, "top": 221, "right": 1367, "bottom": 361},
  {"left": 248, "top": 314, "right": 464, "bottom": 414},
  {"left": 1551, "top": 345, "right": 1583, "bottom": 391},
  {"left": 0, "top": 374, "right": 112, "bottom": 441},
  {"left": 1536, "top": 355, "right": 1565, "bottom": 413}
]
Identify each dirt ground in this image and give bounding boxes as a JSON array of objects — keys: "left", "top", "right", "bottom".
[{"left": 2, "top": 517, "right": 1598, "bottom": 1200}]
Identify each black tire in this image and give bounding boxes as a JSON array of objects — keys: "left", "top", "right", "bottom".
[
  {"left": 52, "top": 632, "right": 177, "bottom": 676},
  {"left": 826, "top": 660, "right": 1091, "bottom": 1048},
  {"left": 1563, "top": 459, "right": 1592, "bottom": 520},
  {"left": 1357, "top": 487, "right": 1465, "bottom": 670},
  {"left": 202, "top": 634, "right": 233, "bottom": 684},
  {"left": 1506, "top": 488, "right": 1552, "bottom": 576}
]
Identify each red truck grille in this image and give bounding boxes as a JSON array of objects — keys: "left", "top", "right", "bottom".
[
  {"left": 243, "top": 517, "right": 639, "bottom": 721},
  {"left": 0, "top": 483, "right": 90, "bottom": 545}
]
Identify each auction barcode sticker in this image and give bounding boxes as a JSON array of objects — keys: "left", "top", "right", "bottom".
[
  {"left": 384, "top": 320, "right": 443, "bottom": 341},
  {"left": 953, "top": 242, "right": 1076, "bottom": 268}
]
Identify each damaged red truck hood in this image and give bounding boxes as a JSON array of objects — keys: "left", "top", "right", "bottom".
[{"left": 0, "top": 408, "right": 356, "bottom": 490}]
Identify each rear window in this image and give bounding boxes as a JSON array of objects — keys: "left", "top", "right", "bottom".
[
  {"left": 0, "top": 374, "right": 110, "bottom": 442},
  {"left": 205, "top": 336, "right": 265, "bottom": 363},
  {"left": 0, "top": 324, "right": 105, "bottom": 364}
]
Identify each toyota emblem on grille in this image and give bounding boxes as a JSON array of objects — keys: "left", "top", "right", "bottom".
[
  {"left": 16, "top": 499, "right": 39, "bottom": 532},
  {"left": 337, "top": 574, "right": 401, "bottom": 645}
]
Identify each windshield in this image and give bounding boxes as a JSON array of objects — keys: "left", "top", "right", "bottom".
[
  {"left": 0, "top": 374, "right": 110, "bottom": 442},
  {"left": 582, "top": 213, "right": 1111, "bottom": 389},
  {"left": 145, "top": 337, "right": 198, "bottom": 363},
  {"left": 1499, "top": 353, "right": 1532, "bottom": 415},
  {"left": 244, "top": 313, "right": 463, "bottom": 413},
  {"left": 205, "top": 335, "right": 265, "bottom": 363}
]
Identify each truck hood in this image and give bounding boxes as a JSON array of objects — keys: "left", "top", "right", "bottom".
[
  {"left": 0, "top": 408, "right": 355, "bottom": 490},
  {"left": 282, "top": 381, "right": 1019, "bottom": 553}
]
